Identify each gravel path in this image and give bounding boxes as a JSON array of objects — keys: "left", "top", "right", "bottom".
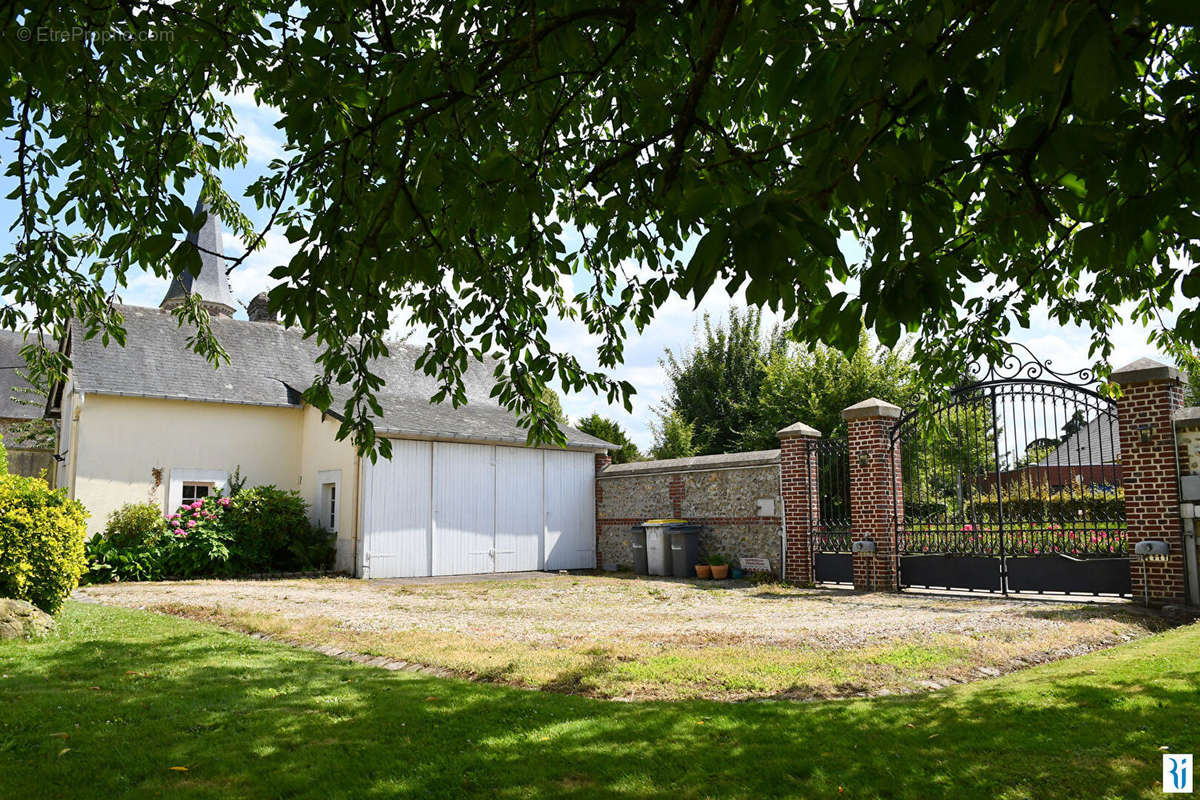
[{"left": 76, "top": 573, "right": 1149, "bottom": 651}]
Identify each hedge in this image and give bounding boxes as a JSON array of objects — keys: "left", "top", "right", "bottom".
[{"left": 0, "top": 473, "right": 88, "bottom": 613}]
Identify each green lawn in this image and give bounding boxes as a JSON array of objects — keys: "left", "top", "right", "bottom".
[{"left": 1, "top": 602, "right": 1197, "bottom": 799}]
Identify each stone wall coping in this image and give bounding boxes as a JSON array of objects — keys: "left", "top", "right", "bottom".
[
  {"left": 1174, "top": 407, "right": 1200, "bottom": 430},
  {"left": 842, "top": 397, "right": 902, "bottom": 420},
  {"left": 1111, "top": 357, "right": 1180, "bottom": 385},
  {"left": 598, "top": 449, "right": 780, "bottom": 478},
  {"left": 777, "top": 421, "right": 821, "bottom": 439}
]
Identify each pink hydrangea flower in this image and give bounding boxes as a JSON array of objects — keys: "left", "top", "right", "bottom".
[
  {"left": 218, "top": 497, "right": 230, "bottom": 507},
  {"left": 187, "top": 520, "right": 197, "bottom": 528},
  {"left": 171, "top": 519, "right": 181, "bottom": 527},
  {"left": 191, "top": 500, "right": 203, "bottom": 510}
]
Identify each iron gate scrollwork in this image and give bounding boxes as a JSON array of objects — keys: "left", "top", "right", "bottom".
[
  {"left": 892, "top": 345, "right": 1130, "bottom": 596},
  {"left": 810, "top": 437, "right": 852, "bottom": 583}
]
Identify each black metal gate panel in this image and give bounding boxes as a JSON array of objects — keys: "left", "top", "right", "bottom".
[
  {"left": 892, "top": 346, "right": 1130, "bottom": 596},
  {"left": 811, "top": 437, "right": 852, "bottom": 584}
]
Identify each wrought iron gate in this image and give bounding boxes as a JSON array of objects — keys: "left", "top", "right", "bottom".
[
  {"left": 811, "top": 437, "right": 852, "bottom": 583},
  {"left": 891, "top": 346, "right": 1130, "bottom": 596}
]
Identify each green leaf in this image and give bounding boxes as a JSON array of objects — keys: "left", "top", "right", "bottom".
[{"left": 1072, "top": 29, "right": 1118, "bottom": 115}]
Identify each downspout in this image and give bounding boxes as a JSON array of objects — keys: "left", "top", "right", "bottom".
[
  {"left": 1174, "top": 408, "right": 1200, "bottom": 606},
  {"left": 67, "top": 391, "right": 84, "bottom": 500},
  {"left": 353, "top": 454, "right": 364, "bottom": 578},
  {"left": 778, "top": 459, "right": 786, "bottom": 581}
]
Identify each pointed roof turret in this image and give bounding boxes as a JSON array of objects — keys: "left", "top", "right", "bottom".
[{"left": 160, "top": 198, "right": 236, "bottom": 317}]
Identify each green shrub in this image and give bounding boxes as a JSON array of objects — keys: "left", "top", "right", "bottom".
[
  {"left": 103, "top": 502, "right": 167, "bottom": 549},
  {"left": 82, "top": 485, "right": 334, "bottom": 582},
  {"left": 0, "top": 433, "right": 8, "bottom": 475},
  {"left": 85, "top": 503, "right": 170, "bottom": 583},
  {"left": 0, "top": 473, "right": 88, "bottom": 612},
  {"left": 972, "top": 481, "right": 1123, "bottom": 521},
  {"left": 163, "top": 495, "right": 234, "bottom": 578},
  {"left": 223, "top": 486, "right": 333, "bottom": 573}
]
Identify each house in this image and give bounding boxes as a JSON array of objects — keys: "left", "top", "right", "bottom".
[
  {"left": 982, "top": 413, "right": 1122, "bottom": 493},
  {"left": 0, "top": 330, "right": 58, "bottom": 482},
  {"left": 46, "top": 201, "right": 612, "bottom": 577},
  {"left": 1028, "top": 414, "right": 1121, "bottom": 489}
]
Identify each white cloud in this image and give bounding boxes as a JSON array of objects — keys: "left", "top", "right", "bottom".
[{"left": 215, "top": 89, "right": 285, "bottom": 163}]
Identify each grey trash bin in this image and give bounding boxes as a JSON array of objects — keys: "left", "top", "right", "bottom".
[
  {"left": 669, "top": 525, "right": 703, "bottom": 578},
  {"left": 644, "top": 522, "right": 674, "bottom": 575},
  {"left": 630, "top": 525, "right": 648, "bottom": 575}
]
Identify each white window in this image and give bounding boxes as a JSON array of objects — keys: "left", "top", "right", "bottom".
[
  {"left": 167, "top": 468, "right": 229, "bottom": 514},
  {"left": 316, "top": 469, "right": 342, "bottom": 532},
  {"left": 181, "top": 483, "right": 213, "bottom": 504},
  {"left": 322, "top": 482, "right": 337, "bottom": 530}
]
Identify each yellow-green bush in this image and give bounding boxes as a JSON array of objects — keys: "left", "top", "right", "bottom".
[{"left": 0, "top": 473, "right": 88, "bottom": 613}]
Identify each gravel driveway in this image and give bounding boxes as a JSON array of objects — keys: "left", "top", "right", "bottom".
[{"left": 77, "top": 573, "right": 1163, "bottom": 700}]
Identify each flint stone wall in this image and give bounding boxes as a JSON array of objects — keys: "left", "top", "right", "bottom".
[{"left": 596, "top": 450, "right": 783, "bottom": 575}]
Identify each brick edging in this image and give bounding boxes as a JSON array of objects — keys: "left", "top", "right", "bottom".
[{"left": 245, "top": 631, "right": 459, "bottom": 678}]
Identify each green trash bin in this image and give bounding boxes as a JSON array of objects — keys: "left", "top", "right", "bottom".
[{"left": 630, "top": 525, "right": 648, "bottom": 575}]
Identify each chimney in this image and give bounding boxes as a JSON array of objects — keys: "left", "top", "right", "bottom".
[{"left": 246, "top": 292, "right": 277, "bottom": 323}]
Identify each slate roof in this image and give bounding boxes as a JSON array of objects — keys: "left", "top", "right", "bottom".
[
  {"left": 0, "top": 330, "right": 45, "bottom": 420},
  {"left": 67, "top": 305, "right": 613, "bottom": 451},
  {"left": 160, "top": 200, "right": 237, "bottom": 314},
  {"left": 1034, "top": 416, "right": 1119, "bottom": 467}
]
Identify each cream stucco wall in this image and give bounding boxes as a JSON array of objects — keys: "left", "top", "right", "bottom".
[
  {"left": 298, "top": 405, "right": 361, "bottom": 573},
  {"left": 70, "top": 393, "right": 303, "bottom": 535}
]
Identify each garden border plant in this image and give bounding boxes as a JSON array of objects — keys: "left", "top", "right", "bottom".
[
  {"left": 85, "top": 479, "right": 335, "bottom": 583},
  {"left": 0, "top": 437, "right": 88, "bottom": 612}
]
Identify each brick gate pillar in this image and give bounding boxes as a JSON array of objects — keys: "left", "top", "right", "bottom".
[
  {"left": 1111, "top": 358, "right": 1188, "bottom": 605},
  {"left": 778, "top": 421, "right": 821, "bottom": 584},
  {"left": 844, "top": 399, "right": 902, "bottom": 592}
]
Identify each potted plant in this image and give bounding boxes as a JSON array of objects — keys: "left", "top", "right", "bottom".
[
  {"left": 708, "top": 553, "right": 730, "bottom": 579},
  {"left": 695, "top": 559, "right": 712, "bottom": 579}
]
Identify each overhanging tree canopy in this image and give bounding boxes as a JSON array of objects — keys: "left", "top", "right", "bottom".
[{"left": 3, "top": 0, "right": 1197, "bottom": 454}]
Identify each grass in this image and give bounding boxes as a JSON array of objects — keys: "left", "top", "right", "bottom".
[
  {"left": 77, "top": 576, "right": 1162, "bottom": 700},
  {"left": 1, "top": 602, "right": 1198, "bottom": 799}
]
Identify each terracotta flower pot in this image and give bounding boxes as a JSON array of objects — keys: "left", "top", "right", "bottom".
[
  {"left": 710, "top": 564, "right": 730, "bottom": 580},
  {"left": 695, "top": 564, "right": 712, "bottom": 579}
]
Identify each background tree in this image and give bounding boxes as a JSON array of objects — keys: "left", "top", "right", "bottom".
[
  {"left": 738, "top": 329, "right": 919, "bottom": 449},
  {"left": 649, "top": 411, "right": 698, "bottom": 461},
  {"left": 659, "top": 308, "right": 784, "bottom": 455},
  {"left": 3, "top": 2, "right": 1198, "bottom": 454},
  {"left": 539, "top": 387, "right": 568, "bottom": 427},
  {"left": 575, "top": 413, "right": 640, "bottom": 464}
]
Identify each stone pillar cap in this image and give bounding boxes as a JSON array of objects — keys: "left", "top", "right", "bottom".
[
  {"left": 842, "top": 397, "right": 902, "bottom": 421},
  {"left": 1110, "top": 357, "right": 1180, "bottom": 385},
  {"left": 777, "top": 421, "right": 821, "bottom": 439}
]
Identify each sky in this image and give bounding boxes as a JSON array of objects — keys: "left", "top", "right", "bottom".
[{"left": 0, "top": 91, "right": 1185, "bottom": 450}]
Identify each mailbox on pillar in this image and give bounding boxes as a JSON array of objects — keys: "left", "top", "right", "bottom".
[
  {"left": 852, "top": 539, "right": 876, "bottom": 554},
  {"left": 1133, "top": 540, "right": 1170, "bottom": 561}
]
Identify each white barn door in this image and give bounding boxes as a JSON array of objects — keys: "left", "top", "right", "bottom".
[
  {"left": 361, "top": 441, "right": 595, "bottom": 578},
  {"left": 360, "top": 440, "right": 431, "bottom": 578},
  {"left": 543, "top": 450, "right": 596, "bottom": 570},
  {"left": 432, "top": 442, "right": 496, "bottom": 576},
  {"left": 495, "top": 447, "right": 543, "bottom": 572}
]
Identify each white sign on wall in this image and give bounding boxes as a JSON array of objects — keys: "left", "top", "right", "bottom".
[{"left": 740, "top": 557, "right": 771, "bottom": 572}]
